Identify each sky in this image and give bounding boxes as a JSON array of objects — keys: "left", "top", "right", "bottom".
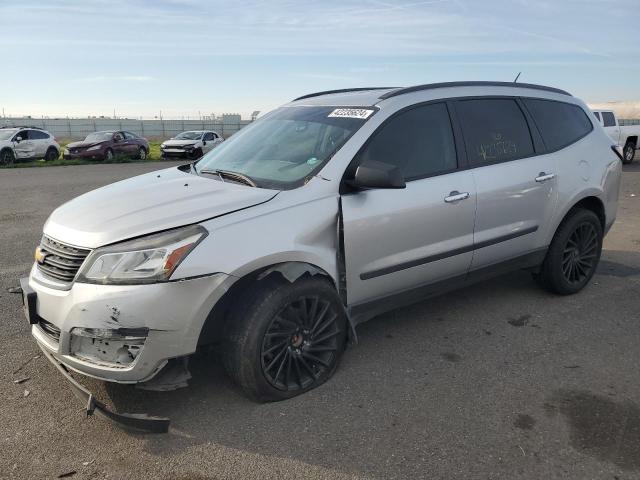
[{"left": 1, "top": 0, "right": 639, "bottom": 119}]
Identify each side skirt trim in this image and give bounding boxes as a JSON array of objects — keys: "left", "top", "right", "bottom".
[
  {"left": 349, "top": 248, "right": 546, "bottom": 325},
  {"left": 360, "top": 226, "right": 538, "bottom": 280}
]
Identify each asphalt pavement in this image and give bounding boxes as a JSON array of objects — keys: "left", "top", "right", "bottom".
[{"left": 0, "top": 159, "right": 639, "bottom": 479}]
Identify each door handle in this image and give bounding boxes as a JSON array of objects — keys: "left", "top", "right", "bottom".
[
  {"left": 535, "top": 172, "right": 555, "bottom": 183},
  {"left": 444, "top": 191, "right": 470, "bottom": 203}
]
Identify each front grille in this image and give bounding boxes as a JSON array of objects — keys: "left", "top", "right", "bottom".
[
  {"left": 37, "top": 235, "right": 91, "bottom": 283},
  {"left": 39, "top": 319, "right": 61, "bottom": 342}
]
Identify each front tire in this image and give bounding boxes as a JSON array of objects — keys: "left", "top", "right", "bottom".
[
  {"left": 223, "top": 275, "right": 347, "bottom": 402},
  {"left": 623, "top": 141, "right": 636, "bottom": 164},
  {"left": 189, "top": 147, "right": 203, "bottom": 160},
  {"left": 138, "top": 147, "right": 147, "bottom": 160},
  {"left": 0, "top": 148, "right": 14, "bottom": 166},
  {"left": 536, "top": 209, "right": 603, "bottom": 295},
  {"left": 104, "top": 148, "right": 114, "bottom": 162}
]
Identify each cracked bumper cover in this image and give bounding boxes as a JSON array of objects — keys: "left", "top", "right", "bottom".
[
  {"left": 39, "top": 346, "right": 170, "bottom": 433},
  {"left": 25, "top": 266, "right": 233, "bottom": 383}
]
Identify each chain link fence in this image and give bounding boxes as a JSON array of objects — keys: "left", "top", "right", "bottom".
[{"left": 0, "top": 117, "right": 253, "bottom": 140}]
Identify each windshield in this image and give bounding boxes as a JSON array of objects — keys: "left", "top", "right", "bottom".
[
  {"left": 195, "top": 106, "right": 374, "bottom": 189},
  {"left": 174, "top": 131, "right": 203, "bottom": 140},
  {"left": 0, "top": 130, "right": 17, "bottom": 141},
  {"left": 85, "top": 132, "right": 113, "bottom": 143}
]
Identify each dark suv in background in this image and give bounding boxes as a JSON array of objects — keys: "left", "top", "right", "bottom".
[{"left": 64, "top": 131, "right": 149, "bottom": 161}]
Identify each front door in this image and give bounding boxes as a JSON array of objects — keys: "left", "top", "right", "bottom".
[
  {"left": 341, "top": 102, "right": 476, "bottom": 306},
  {"left": 13, "top": 130, "right": 35, "bottom": 159}
]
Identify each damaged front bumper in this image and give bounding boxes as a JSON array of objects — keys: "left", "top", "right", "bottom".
[
  {"left": 24, "top": 267, "right": 231, "bottom": 383},
  {"left": 39, "top": 346, "right": 170, "bottom": 433}
]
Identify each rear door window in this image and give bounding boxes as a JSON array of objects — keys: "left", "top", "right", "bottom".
[
  {"left": 357, "top": 102, "right": 457, "bottom": 180},
  {"left": 593, "top": 111, "right": 601, "bottom": 122},
  {"left": 523, "top": 99, "right": 593, "bottom": 151},
  {"left": 455, "top": 98, "right": 534, "bottom": 166},
  {"left": 29, "top": 129, "right": 49, "bottom": 140},
  {"left": 602, "top": 112, "right": 616, "bottom": 127}
]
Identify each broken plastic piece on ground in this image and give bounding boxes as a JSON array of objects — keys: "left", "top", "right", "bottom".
[
  {"left": 136, "top": 357, "right": 191, "bottom": 391},
  {"left": 39, "top": 347, "right": 169, "bottom": 433},
  {"left": 7, "top": 286, "right": 22, "bottom": 294}
]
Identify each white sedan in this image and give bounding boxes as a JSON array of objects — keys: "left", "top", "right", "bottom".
[{"left": 161, "top": 130, "right": 223, "bottom": 159}]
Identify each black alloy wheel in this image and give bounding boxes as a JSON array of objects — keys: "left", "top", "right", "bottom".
[
  {"left": 561, "top": 221, "right": 599, "bottom": 286},
  {"left": 222, "top": 275, "right": 347, "bottom": 402},
  {"left": 535, "top": 208, "right": 602, "bottom": 295},
  {"left": 261, "top": 296, "right": 341, "bottom": 392}
]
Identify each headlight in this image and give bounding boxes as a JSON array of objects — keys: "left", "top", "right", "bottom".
[
  {"left": 76, "top": 225, "right": 207, "bottom": 285},
  {"left": 160, "top": 143, "right": 167, "bottom": 149},
  {"left": 87, "top": 144, "right": 102, "bottom": 151},
  {"left": 64, "top": 148, "right": 69, "bottom": 154},
  {"left": 183, "top": 144, "right": 195, "bottom": 150}
]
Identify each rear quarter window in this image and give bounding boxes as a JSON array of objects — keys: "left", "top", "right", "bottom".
[
  {"left": 523, "top": 99, "right": 593, "bottom": 151},
  {"left": 455, "top": 98, "right": 534, "bottom": 166}
]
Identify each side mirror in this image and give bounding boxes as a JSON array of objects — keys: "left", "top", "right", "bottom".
[
  {"left": 202, "top": 140, "right": 207, "bottom": 146},
  {"left": 15, "top": 136, "right": 22, "bottom": 143},
  {"left": 349, "top": 160, "right": 406, "bottom": 190}
]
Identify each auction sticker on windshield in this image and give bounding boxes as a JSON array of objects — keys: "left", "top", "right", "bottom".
[{"left": 328, "top": 108, "right": 374, "bottom": 119}]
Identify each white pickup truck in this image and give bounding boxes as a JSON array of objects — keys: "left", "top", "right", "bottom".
[{"left": 591, "top": 110, "right": 639, "bottom": 164}]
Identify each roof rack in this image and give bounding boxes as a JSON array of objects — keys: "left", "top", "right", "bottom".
[
  {"left": 0, "top": 125, "right": 45, "bottom": 130},
  {"left": 293, "top": 87, "right": 397, "bottom": 102},
  {"left": 379, "top": 81, "right": 571, "bottom": 99}
]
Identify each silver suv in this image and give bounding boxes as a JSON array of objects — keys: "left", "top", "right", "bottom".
[
  {"left": 21, "top": 82, "right": 622, "bottom": 429},
  {"left": 0, "top": 126, "right": 60, "bottom": 165}
]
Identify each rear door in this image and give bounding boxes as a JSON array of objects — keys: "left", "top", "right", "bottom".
[
  {"left": 454, "top": 97, "right": 557, "bottom": 270},
  {"left": 341, "top": 102, "right": 476, "bottom": 306},
  {"left": 29, "top": 129, "right": 50, "bottom": 157}
]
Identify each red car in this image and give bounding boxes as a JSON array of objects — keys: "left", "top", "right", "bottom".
[{"left": 64, "top": 131, "right": 149, "bottom": 161}]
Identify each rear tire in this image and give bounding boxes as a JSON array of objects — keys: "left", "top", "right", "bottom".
[
  {"left": 623, "top": 141, "right": 636, "bottom": 164},
  {"left": 223, "top": 275, "right": 347, "bottom": 402},
  {"left": 44, "top": 147, "right": 58, "bottom": 162},
  {"left": 104, "top": 148, "right": 114, "bottom": 162},
  {"left": 0, "top": 148, "right": 14, "bottom": 166},
  {"left": 536, "top": 209, "right": 603, "bottom": 295}
]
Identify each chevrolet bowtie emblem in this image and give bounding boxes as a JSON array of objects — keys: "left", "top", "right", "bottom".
[{"left": 34, "top": 246, "right": 47, "bottom": 265}]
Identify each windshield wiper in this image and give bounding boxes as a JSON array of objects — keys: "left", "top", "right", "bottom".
[{"left": 199, "top": 168, "right": 257, "bottom": 187}]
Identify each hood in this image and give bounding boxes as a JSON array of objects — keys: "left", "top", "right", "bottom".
[
  {"left": 67, "top": 140, "right": 105, "bottom": 149},
  {"left": 44, "top": 167, "right": 279, "bottom": 248},
  {"left": 163, "top": 139, "right": 200, "bottom": 146}
]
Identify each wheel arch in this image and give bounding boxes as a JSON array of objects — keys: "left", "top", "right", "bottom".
[
  {"left": 196, "top": 260, "right": 354, "bottom": 347},
  {"left": 624, "top": 135, "right": 638, "bottom": 147},
  {"left": 45, "top": 146, "right": 59, "bottom": 157},
  {"left": 554, "top": 194, "right": 606, "bottom": 236}
]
